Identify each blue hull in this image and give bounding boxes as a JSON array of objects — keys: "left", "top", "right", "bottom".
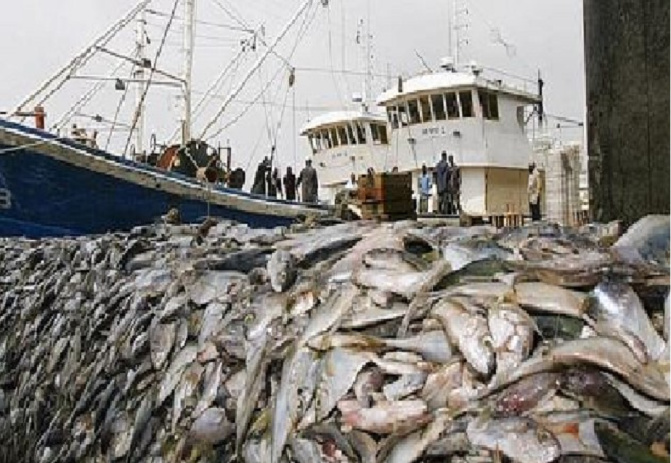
[{"left": 0, "top": 120, "right": 328, "bottom": 238}]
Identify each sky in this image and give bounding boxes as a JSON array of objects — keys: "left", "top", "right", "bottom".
[{"left": 0, "top": 0, "right": 586, "bottom": 178}]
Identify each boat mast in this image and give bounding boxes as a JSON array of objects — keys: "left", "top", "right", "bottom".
[
  {"left": 134, "top": 7, "right": 147, "bottom": 155},
  {"left": 182, "top": 0, "right": 196, "bottom": 144}
]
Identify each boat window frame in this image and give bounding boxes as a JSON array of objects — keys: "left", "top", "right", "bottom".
[
  {"left": 445, "top": 92, "right": 460, "bottom": 119},
  {"left": 397, "top": 104, "right": 409, "bottom": 127},
  {"left": 407, "top": 98, "right": 421, "bottom": 125},
  {"left": 419, "top": 95, "right": 432, "bottom": 123},
  {"left": 459, "top": 90, "right": 474, "bottom": 118},
  {"left": 387, "top": 106, "right": 399, "bottom": 129},
  {"left": 356, "top": 122, "right": 367, "bottom": 144},
  {"left": 346, "top": 124, "right": 356, "bottom": 145},
  {"left": 431, "top": 93, "right": 447, "bottom": 121},
  {"left": 378, "top": 124, "right": 389, "bottom": 144},
  {"left": 330, "top": 127, "right": 340, "bottom": 147},
  {"left": 321, "top": 129, "right": 332, "bottom": 149}
]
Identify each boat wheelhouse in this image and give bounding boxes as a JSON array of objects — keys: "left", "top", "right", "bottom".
[
  {"left": 300, "top": 109, "right": 390, "bottom": 204},
  {"left": 376, "top": 59, "right": 542, "bottom": 217}
]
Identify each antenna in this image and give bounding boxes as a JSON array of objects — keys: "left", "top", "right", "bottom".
[
  {"left": 182, "top": 0, "right": 196, "bottom": 144},
  {"left": 452, "top": 0, "right": 469, "bottom": 65},
  {"left": 134, "top": 6, "right": 147, "bottom": 155}
]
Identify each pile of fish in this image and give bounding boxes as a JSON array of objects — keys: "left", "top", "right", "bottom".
[{"left": 0, "top": 215, "right": 669, "bottom": 463}]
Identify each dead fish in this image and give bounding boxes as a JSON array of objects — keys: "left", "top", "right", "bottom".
[
  {"left": 442, "top": 238, "right": 511, "bottom": 272},
  {"left": 664, "top": 292, "right": 669, "bottom": 342},
  {"left": 172, "top": 362, "right": 204, "bottom": 432},
  {"left": 289, "top": 437, "right": 323, "bottom": 463},
  {"left": 612, "top": 215, "right": 670, "bottom": 268},
  {"left": 384, "top": 330, "right": 453, "bottom": 364},
  {"left": 188, "top": 270, "right": 246, "bottom": 305},
  {"left": 421, "top": 359, "right": 464, "bottom": 411},
  {"left": 533, "top": 411, "right": 607, "bottom": 459},
  {"left": 340, "top": 303, "right": 408, "bottom": 329},
  {"left": 315, "top": 348, "right": 372, "bottom": 422},
  {"left": 188, "top": 407, "right": 233, "bottom": 444},
  {"left": 587, "top": 280, "right": 666, "bottom": 362},
  {"left": 494, "top": 372, "right": 561, "bottom": 417},
  {"left": 354, "top": 367, "right": 385, "bottom": 407},
  {"left": 384, "top": 411, "right": 452, "bottom": 463},
  {"left": 193, "top": 361, "right": 222, "bottom": 419},
  {"left": 157, "top": 344, "right": 198, "bottom": 405},
  {"left": 267, "top": 249, "right": 297, "bottom": 293},
  {"left": 298, "top": 284, "right": 357, "bottom": 344},
  {"left": 466, "top": 414, "right": 561, "bottom": 463},
  {"left": 271, "top": 347, "right": 315, "bottom": 463},
  {"left": 488, "top": 302, "right": 536, "bottom": 378},
  {"left": 432, "top": 298, "right": 494, "bottom": 376},
  {"left": 488, "top": 337, "right": 669, "bottom": 401},
  {"left": 604, "top": 372, "right": 669, "bottom": 417},
  {"left": 383, "top": 372, "right": 428, "bottom": 401},
  {"left": 236, "top": 336, "right": 269, "bottom": 451},
  {"left": 337, "top": 399, "right": 431, "bottom": 435},
  {"left": 347, "top": 430, "right": 378, "bottom": 463},
  {"left": 362, "top": 248, "right": 428, "bottom": 272},
  {"left": 559, "top": 368, "right": 632, "bottom": 418},
  {"left": 514, "top": 281, "right": 588, "bottom": 318},
  {"left": 198, "top": 302, "right": 226, "bottom": 349}
]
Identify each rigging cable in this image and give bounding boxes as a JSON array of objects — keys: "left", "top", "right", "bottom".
[
  {"left": 123, "top": 0, "right": 180, "bottom": 156},
  {"left": 105, "top": 62, "right": 136, "bottom": 151}
]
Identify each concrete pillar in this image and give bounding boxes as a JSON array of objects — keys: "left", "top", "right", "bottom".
[{"left": 583, "top": 0, "right": 669, "bottom": 225}]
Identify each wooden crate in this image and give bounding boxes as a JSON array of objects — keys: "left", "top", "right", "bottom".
[{"left": 356, "top": 172, "right": 414, "bottom": 220}]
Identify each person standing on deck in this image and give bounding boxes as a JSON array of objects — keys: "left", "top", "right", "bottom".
[
  {"left": 266, "top": 167, "right": 276, "bottom": 197},
  {"left": 272, "top": 168, "right": 283, "bottom": 199},
  {"left": 297, "top": 158, "right": 319, "bottom": 203},
  {"left": 528, "top": 162, "right": 542, "bottom": 221},
  {"left": 435, "top": 151, "right": 449, "bottom": 214},
  {"left": 447, "top": 154, "right": 461, "bottom": 214},
  {"left": 251, "top": 157, "right": 270, "bottom": 195},
  {"left": 283, "top": 167, "right": 297, "bottom": 201},
  {"left": 418, "top": 164, "right": 432, "bottom": 214}
]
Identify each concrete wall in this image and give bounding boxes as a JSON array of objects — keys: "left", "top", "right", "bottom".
[{"left": 584, "top": 0, "right": 670, "bottom": 225}]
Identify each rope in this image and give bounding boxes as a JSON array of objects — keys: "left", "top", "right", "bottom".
[
  {"left": 105, "top": 63, "right": 135, "bottom": 152},
  {"left": 123, "top": 0, "right": 180, "bottom": 156}
]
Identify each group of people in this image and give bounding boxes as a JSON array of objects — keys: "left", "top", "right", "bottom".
[
  {"left": 250, "top": 157, "right": 319, "bottom": 203},
  {"left": 417, "top": 151, "right": 462, "bottom": 215}
]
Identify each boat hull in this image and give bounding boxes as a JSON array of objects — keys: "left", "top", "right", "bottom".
[{"left": 0, "top": 120, "right": 328, "bottom": 238}]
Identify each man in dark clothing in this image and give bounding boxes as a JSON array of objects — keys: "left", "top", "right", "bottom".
[
  {"left": 435, "top": 151, "right": 449, "bottom": 214},
  {"left": 297, "top": 158, "right": 319, "bottom": 203},
  {"left": 251, "top": 157, "right": 270, "bottom": 195},
  {"left": 283, "top": 167, "right": 297, "bottom": 201},
  {"left": 447, "top": 154, "right": 461, "bottom": 215}
]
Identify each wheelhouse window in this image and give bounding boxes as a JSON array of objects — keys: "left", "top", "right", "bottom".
[
  {"left": 431, "top": 94, "right": 446, "bottom": 121},
  {"left": 407, "top": 99, "right": 420, "bottom": 125},
  {"left": 356, "top": 123, "right": 367, "bottom": 144},
  {"left": 419, "top": 96, "right": 432, "bottom": 123},
  {"left": 445, "top": 92, "right": 460, "bottom": 119},
  {"left": 387, "top": 106, "right": 399, "bottom": 129},
  {"left": 459, "top": 91, "right": 474, "bottom": 117},
  {"left": 378, "top": 124, "right": 388, "bottom": 144},
  {"left": 337, "top": 125, "right": 349, "bottom": 145},
  {"left": 330, "top": 127, "right": 340, "bottom": 147},
  {"left": 478, "top": 90, "right": 499, "bottom": 120},
  {"left": 321, "top": 130, "right": 332, "bottom": 149},
  {"left": 397, "top": 104, "right": 409, "bottom": 127},
  {"left": 346, "top": 124, "right": 356, "bottom": 145},
  {"left": 308, "top": 134, "right": 317, "bottom": 152}
]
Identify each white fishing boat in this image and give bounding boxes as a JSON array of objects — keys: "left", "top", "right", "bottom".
[{"left": 300, "top": 1, "right": 547, "bottom": 218}]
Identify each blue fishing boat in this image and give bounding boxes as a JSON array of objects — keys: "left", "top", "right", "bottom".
[
  {"left": 0, "top": 119, "right": 329, "bottom": 238},
  {"left": 0, "top": 0, "right": 331, "bottom": 238}
]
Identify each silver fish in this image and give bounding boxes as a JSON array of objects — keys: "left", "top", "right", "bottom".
[
  {"left": 466, "top": 414, "right": 561, "bottom": 463},
  {"left": 198, "top": 302, "right": 226, "bottom": 349},
  {"left": 298, "top": 284, "right": 357, "bottom": 344},
  {"left": 340, "top": 303, "right": 408, "bottom": 329},
  {"left": 271, "top": 347, "right": 314, "bottom": 463},
  {"left": 383, "top": 372, "right": 428, "bottom": 401},
  {"left": 267, "top": 249, "right": 297, "bottom": 293},
  {"left": 337, "top": 399, "right": 431, "bottom": 435},
  {"left": 385, "top": 412, "right": 452, "bottom": 463},
  {"left": 289, "top": 437, "right": 323, "bottom": 463},
  {"left": 488, "top": 302, "right": 536, "bottom": 379},
  {"left": 532, "top": 411, "right": 606, "bottom": 459},
  {"left": 514, "top": 281, "right": 588, "bottom": 318},
  {"left": 354, "top": 367, "right": 385, "bottom": 407},
  {"left": 588, "top": 280, "right": 666, "bottom": 362},
  {"left": 157, "top": 344, "right": 198, "bottom": 405},
  {"left": 188, "top": 270, "right": 246, "bottom": 305},
  {"left": 193, "top": 360, "right": 222, "bottom": 419},
  {"left": 612, "top": 215, "right": 670, "bottom": 267},
  {"left": 432, "top": 298, "right": 494, "bottom": 376},
  {"left": 384, "top": 330, "right": 453, "bottom": 364},
  {"left": 315, "top": 348, "right": 372, "bottom": 422},
  {"left": 604, "top": 372, "right": 669, "bottom": 417},
  {"left": 421, "top": 359, "right": 464, "bottom": 411},
  {"left": 188, "top": 407, "right": 233, "bottom": 444},
  {"left": 489, "top": 337, "right": 670, "bottom": 401},
  {"left": 172, "top": 362, "right": 204, "bottom": 432}
]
